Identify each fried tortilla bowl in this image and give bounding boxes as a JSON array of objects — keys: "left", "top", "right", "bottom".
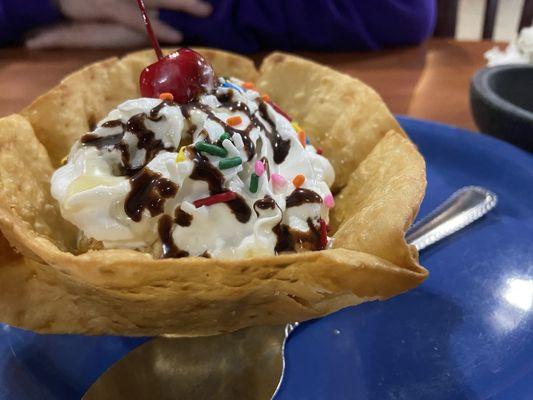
[{"left": 0, "top": 49, "right": 427, "bottom": 336}]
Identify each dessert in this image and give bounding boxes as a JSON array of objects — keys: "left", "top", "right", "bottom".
[
  {"left": 0, "top": 4, "right": 428, "bottom": 335},
  {"left": 51, "top": 61, "right": 334, "bottom": 259},
  {"left": 51, "top": 5, "right": 336, "bottom": 260}
]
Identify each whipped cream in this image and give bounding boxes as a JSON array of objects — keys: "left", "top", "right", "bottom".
[{"left": 51, "top": 78, "right": 335, "bottom": 259}]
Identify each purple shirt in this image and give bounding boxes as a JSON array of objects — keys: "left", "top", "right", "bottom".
[{"left": 0, "top": 0, "right": 436, "bottom": 52}]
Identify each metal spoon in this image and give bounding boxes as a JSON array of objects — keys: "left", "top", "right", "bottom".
[
  {"left": 405, "top": 186, "right": 498, "bottom": 251},
  {"left": 83, "top": 186, "right": 497, "bottom": 400}
]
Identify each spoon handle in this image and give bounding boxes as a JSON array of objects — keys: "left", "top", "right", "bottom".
[{"left": 405, "top": 186, "right": 498, "bottom": 251}]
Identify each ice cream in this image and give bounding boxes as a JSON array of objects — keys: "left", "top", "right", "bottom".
[{"left": 51, "top": 77, "right": 335, "bottom": 259}]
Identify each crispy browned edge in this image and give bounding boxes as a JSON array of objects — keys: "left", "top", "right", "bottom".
[{"left": 0, "top": 49, "right": 427, "bottom": 336}]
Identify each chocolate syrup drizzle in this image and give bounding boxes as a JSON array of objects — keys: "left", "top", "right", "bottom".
[
  {"left": 81, "top": 91, "right": 290, "bottom": 174},
  {"left": 126, "top": 113, "right": 168, "bottom": 167},
  {"left": 285, "top": 188, "right": 323, "bottom": 208},
  {"left": 81, "top": 121, "right": 129, "bottom": 174},
  {"left": 253, "top": 195, "right": 277, "bottom": 214},
  {"left": 125, "top": 168, "right": 178, "bottom": 222},
  {"left": 254, "top": 194, "right": 325, "bottom": 253},
  {"left": 81, "top": 102, "right": 173, "bottom": 175},
  {"left": 158, "top": 215, "right": 189, "bottom": 258},
  {"left": 77, "top": 85, "right": 326, "bottom": 257},
  {"left": 175, "top": 207, "right": 193, "bottom": 227},
  {"left": 274, "top": 218, "right": 323, "bottom": 253},
  {"left": 257, "top": 102, "right": 291, "bottom": 164}
]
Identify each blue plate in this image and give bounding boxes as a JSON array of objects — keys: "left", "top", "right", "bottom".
[{"left": 1, "top": 117, "right": 532, "bottom": 400}]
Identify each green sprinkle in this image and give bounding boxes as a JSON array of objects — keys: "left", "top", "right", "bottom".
[
  {"left": 219, "top": 132, "right": 231, "bottom": 143},
  {"left": 219, "top": 157, "right": 242, "bottom": 170},
  {"left": 195, "top": 141, "right": 228, "bottom": 157},
  {"left": 249, "top": 173, "right": 259, "bottom": 193}
]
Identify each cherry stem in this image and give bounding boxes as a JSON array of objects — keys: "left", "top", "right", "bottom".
[{"left": 136, "top": 0, "right": 163, "bottom": 60}]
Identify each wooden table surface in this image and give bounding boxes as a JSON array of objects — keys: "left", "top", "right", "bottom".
[{"left": 0, "top": 38, "right": 499, "bottom": 131}]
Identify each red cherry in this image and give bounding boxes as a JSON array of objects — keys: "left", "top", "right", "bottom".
[
  {"left": 135, "top": 1, "right": 216, "bottom": 103},
  {"left": 140, "top": 48, "right": 216, "bottom": 103}
]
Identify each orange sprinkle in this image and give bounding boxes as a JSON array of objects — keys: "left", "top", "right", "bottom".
[
  {"left": 242, "top": 82, "right": 255, "bottom": 90},
  {"left": 293, "top": 174, "right": 305, "bottom": 188},
  {"left": 298, "top": 130, "right": 306, "bottom": 147},
  {"left": 261, "top": 94, "right": 270, "bottom": 102},
  {"left": 226, "top": 115, "right": 242, "bottom": 126},
  {"left": 159, "top": 92, "right": 174, "bottom": 101}
]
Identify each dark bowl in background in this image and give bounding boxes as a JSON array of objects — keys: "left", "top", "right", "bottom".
[{"left": 470, "top": 64, "right": 533, "bottom": 152}]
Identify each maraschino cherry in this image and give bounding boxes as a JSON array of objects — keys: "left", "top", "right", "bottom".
[{"left": 136, "top": 0, "right": 216, "bottom": 103}]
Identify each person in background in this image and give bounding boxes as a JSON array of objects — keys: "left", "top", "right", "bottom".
[{"left": 0, "top": 0, "right": 436, "bottom": 53}]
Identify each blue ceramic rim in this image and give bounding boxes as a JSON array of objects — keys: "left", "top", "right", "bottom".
[{"left": 471, "top": 65, "right": 533, "bottom": 122}]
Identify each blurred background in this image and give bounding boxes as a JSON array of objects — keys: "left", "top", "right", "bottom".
[{"left": 0, "top": 0, "right": 532, "bottom": 150}]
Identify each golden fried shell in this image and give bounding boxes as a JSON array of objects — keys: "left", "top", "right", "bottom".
[{"left": 0, "top": 49, "right": 426, "bottom": 336}]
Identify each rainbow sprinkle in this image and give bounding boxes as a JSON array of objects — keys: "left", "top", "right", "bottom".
[
  {"left": 232, "top": 133, "right": 244, "bottom": 149},
  {"left": 292, "top": 174, "right": 305, "bottom": 188},
  {"left": 221, "top": 81, "right": 244, "bottom": 93},
  {"left": 319, "top": 218, "right": 328, "bottom": 249},
  {"left": 193, "top": 191, "right": 237, "bottom": 208},
  {"left": 291, "top": 122, "right": 307, "bottom": 146},
  {"left": 159, "top": 92, "right": 174, "bottom": 101},
  {"left": 226, "top": 116, "right": 242, "bottom": 126},
  {"left": 269, "top": 101, "right": 292, "bottom": 121},
  {"left": 195, "top": 141, "right": 228, "bottom": 157},
  {"left": 271, "top": 173, "right": 287, "bottom": 189},
  {"left": 221, "top": 139, "right": 240, "bottom": 157},
  {"left": 249, "top": 173, "right": 259, "bottom": 193},
  {"left": 298, "top": 130, "right": 306, "bottom": 147},
  {"left": 219, "top": 156, "right": 242, "bottom": 169},
  {"left": 176, "top": 146, "right": 187, "bottom": 162},
  {"left": 291, "top": 121, "right": 302, "bottom": 131},
  {"left": 324, "top": 194, "right": 335, "bottom": 208},
  {"left": 254, "top": 160, "right": 265, "bottom": 176},
  {"left": 219, "top": 132, "right": 231, "bottom": 143}
]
